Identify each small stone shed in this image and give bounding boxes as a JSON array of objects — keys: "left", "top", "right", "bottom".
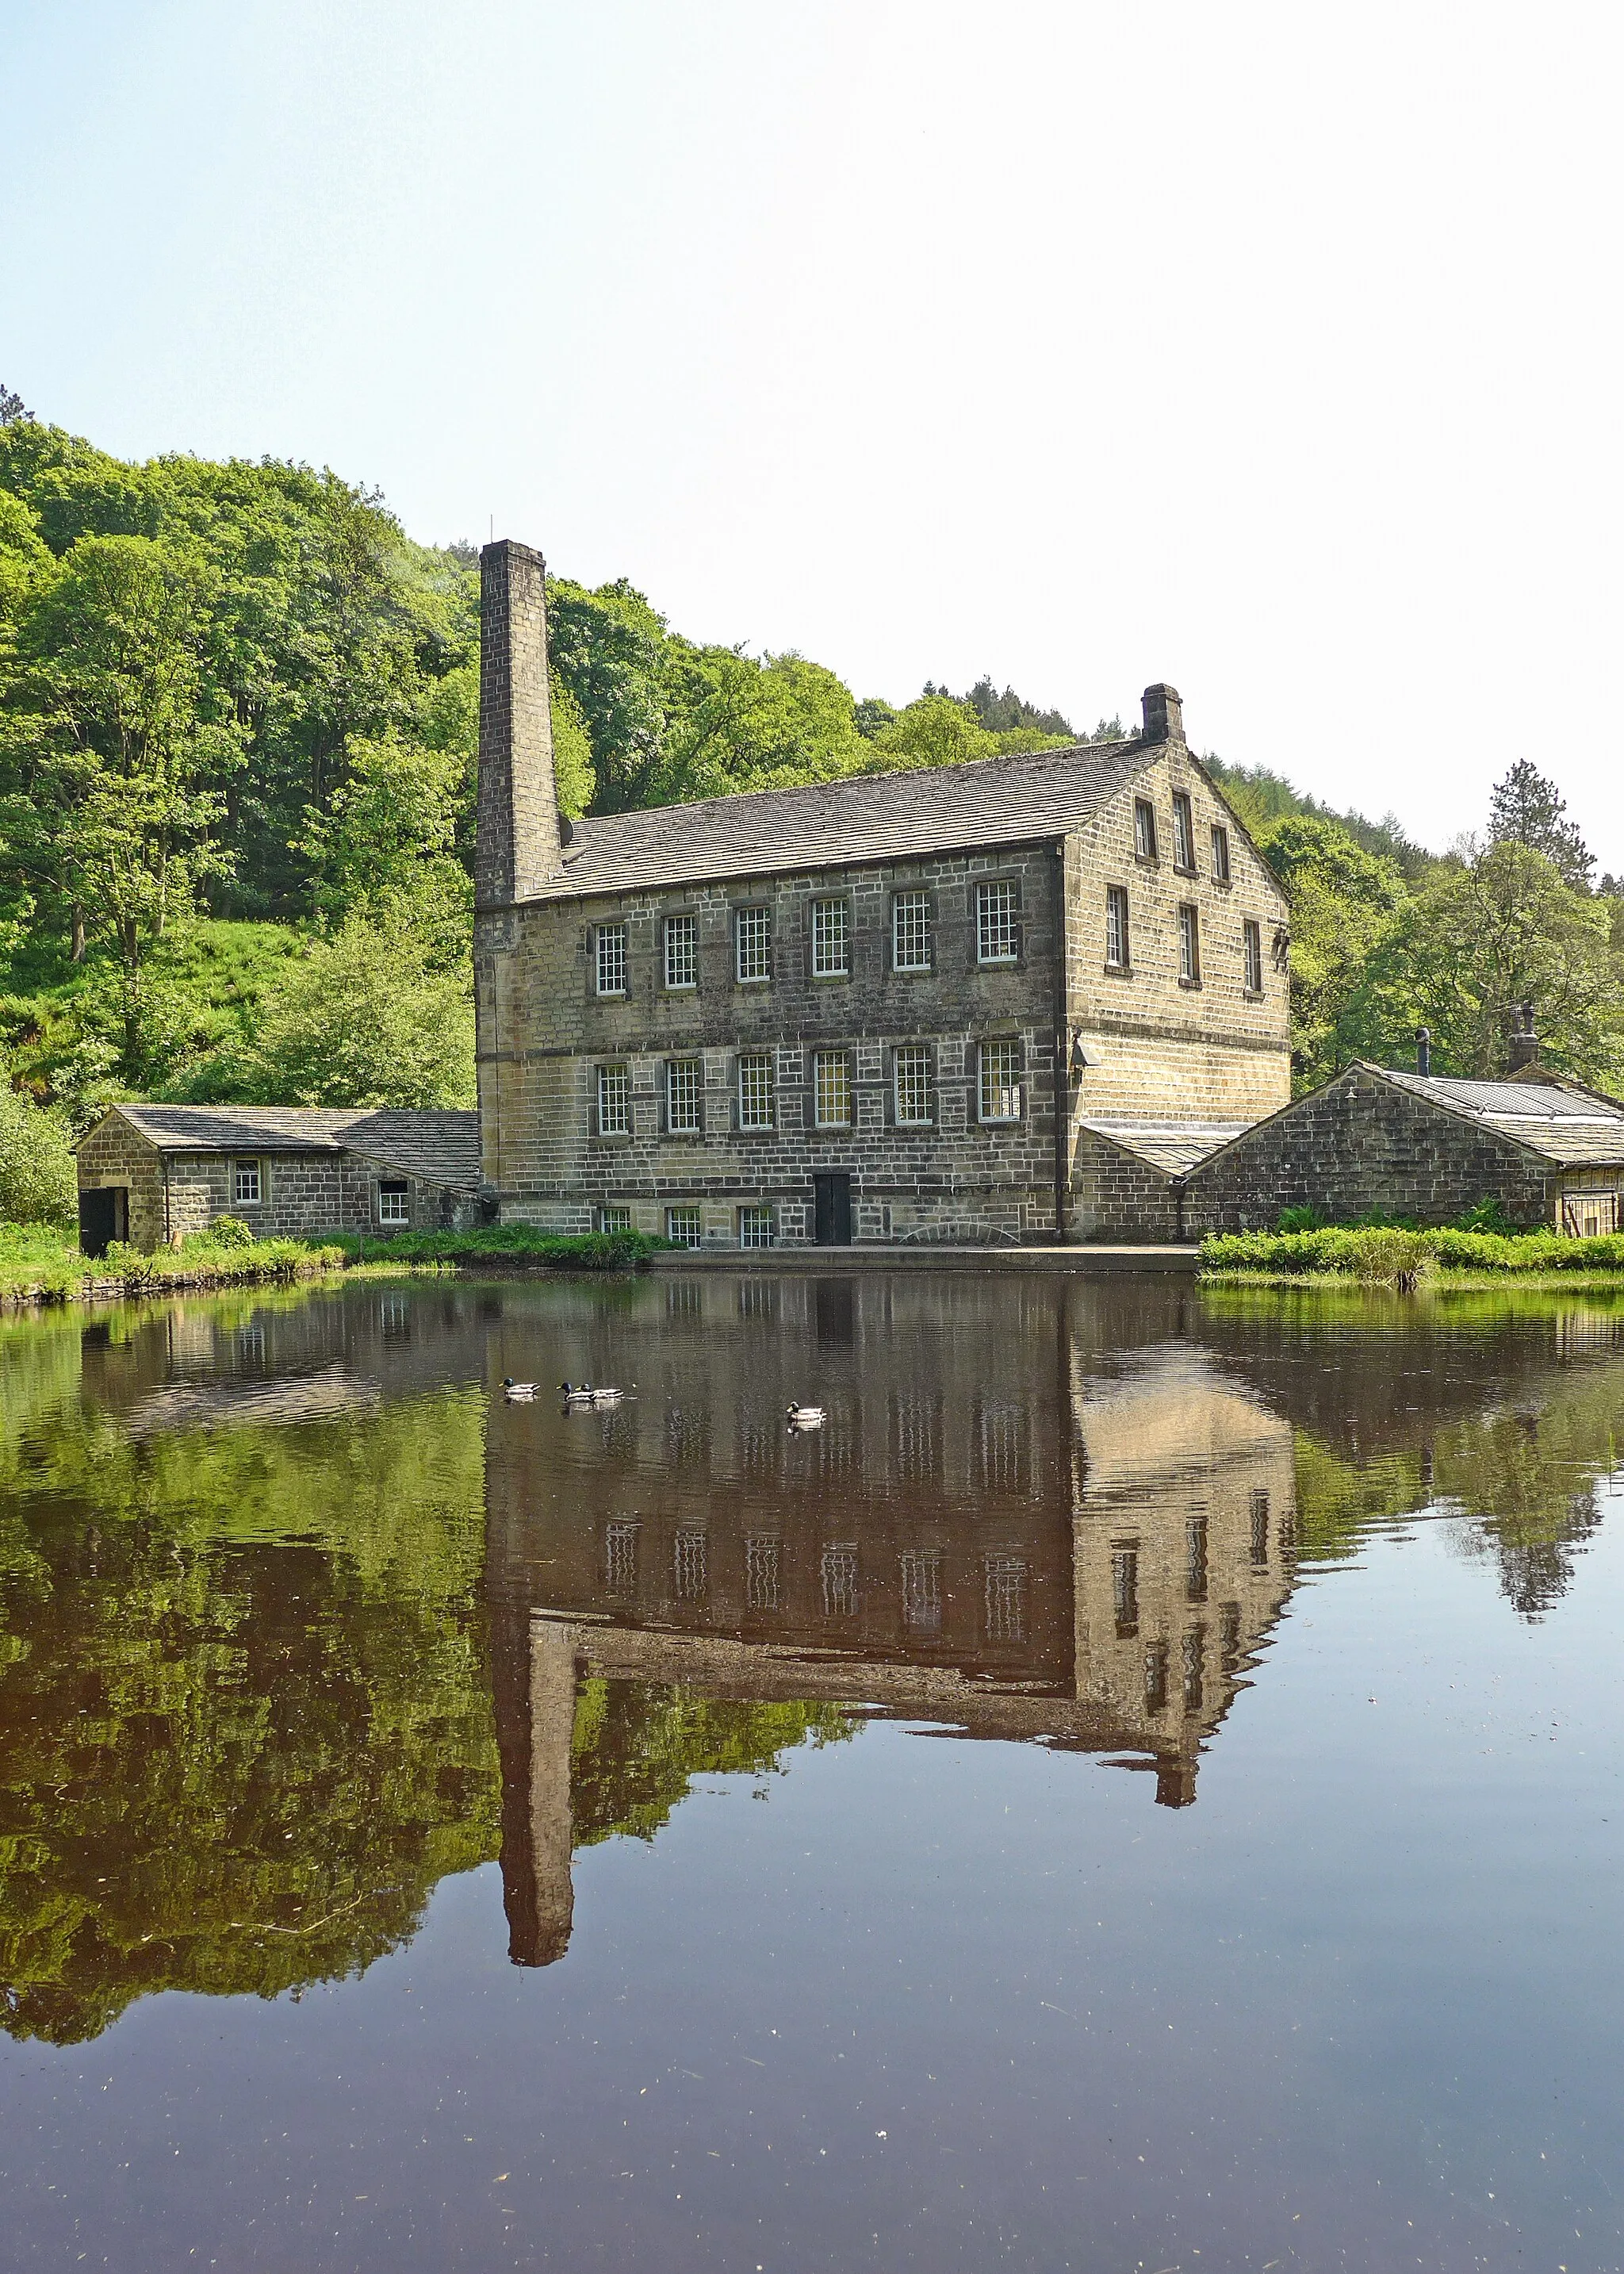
[
  {"left": 75, "top": 1105, "right": 484, "bottom": 1255},
  {"left": 1179, "top": 1062, "right": 1624, "bottom": 1236}
]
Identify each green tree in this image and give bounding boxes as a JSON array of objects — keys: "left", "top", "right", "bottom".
[
  {"left": 868, "top": 692, "right": 996, "bottom": 771},
  {"left": 1256, "top": 814, "right": 1411, "bottom": 1089},
  {"left": 0, "top": 1087, "right": 77, "bottom": 1225},
  {"left": 1487, "top": 757, "right": 1594, "bottom": 892},
  {"left": 245, "top": 909, "right": 474, "bottom": 1106},
  {"left": 0, "top": 535, "right": 243, "bottom": 1072},
  {"left": 1351, "top": 840, "right": 1623, "bottom": 1080}
]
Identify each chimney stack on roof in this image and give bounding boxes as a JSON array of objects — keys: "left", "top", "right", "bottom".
[
  {"left": 477, "top": 539, "right": 561, "bottom": 907},
  {"left": 1141, "top": 684, "right": 1185, "bottom": 745},
  {"left": 1507, "top": 999, "right": 1540, "bottom": 1073},
  {"left": 1415, "top": 1026, "right": 1431, "bottom": 1078}
]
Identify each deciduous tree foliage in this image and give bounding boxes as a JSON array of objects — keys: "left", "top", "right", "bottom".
[{"left": 0, "top": 400, "right": 1619, "bottom": 1117}]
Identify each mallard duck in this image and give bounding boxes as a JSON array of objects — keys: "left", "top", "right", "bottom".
[
  {"left": 502, "top": 1378, "right": 539, "bottom": 1401},
  {"left": 561, "top": 1382, "right": 625, "bottom": 1406},
  {"left": 786, "top": 1402, "right": 826, "bottom": 1428}
]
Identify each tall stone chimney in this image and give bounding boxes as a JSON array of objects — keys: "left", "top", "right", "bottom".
[
  {"left": 1141, "top": 683, "right": 1185, "bottom": 744},
  {"left": 477, "top": 539, "right": 561, "bottom": 907}
]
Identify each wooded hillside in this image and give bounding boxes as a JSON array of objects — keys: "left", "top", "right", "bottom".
[{"left": 1, "top": 393, "right": 1619, "bottom": 1222}]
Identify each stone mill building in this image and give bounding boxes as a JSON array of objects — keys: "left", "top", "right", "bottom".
[{"left": 474, "top": 539, "right": 1292, "bottom": 1248}]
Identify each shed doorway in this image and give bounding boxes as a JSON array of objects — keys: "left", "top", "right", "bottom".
[
  {"left": 813, "top": 1172, "right": 852, "bottom": 1247},
  {"left": 79, "top": 1186, "right": 128, "bottom": 1258}
]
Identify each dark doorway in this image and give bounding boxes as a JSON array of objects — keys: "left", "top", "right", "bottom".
[
  {"left": 813, "top": 1172, "right": 852, "bottom": 1246},
  {"left": 79, "top": 1186, "right": 128, "bottom": 1259}
]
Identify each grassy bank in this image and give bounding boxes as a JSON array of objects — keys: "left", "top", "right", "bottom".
[
  {"left": 0, "top": 1221, "right": 670, "bottom": 1306},
  {"left": 1200, "top": 1224, "right": 1624, "bottom": 1283}
]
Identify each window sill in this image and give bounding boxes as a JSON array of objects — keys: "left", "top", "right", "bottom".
[
  {"left": 1101, "top": 962, "right": 1134, "bottom": 979},
  {"left": 813, "top": 1123, "right": 854, "bottom": 1134},
  {"left": 595, "top": 989, "right": 628, "bottom": 1002},
  {"left": 890, "top": 964, "right": 934, "bottom": 978},
  {"left": 1178, "top": 976, "right": 1204, "bottom": 991},
  {"left": 1210, "top": 877, "right": 1233, "bottom": 892},
  {"left": 1134, "top": 853, "right": 1159, "bottom": 869},
  {"left": 977, "top": 957, "right": 1021, "bottom": 971},
  {"left": 810, "top": 970, "right": 851, "bottom": 984},
  {"left": 736, "top": 1124, "right": 777, "bottom": 1137},
  {"left": 1243, "top": 987, "right": 1265, "bottom": 1002},
  {"left": 660, "top": 984, "right": 698, "bottom": 995},
  {"left": 1172, "top": 864, "right": 1197, "bottom": 880},
  {"left": 734, "top": 976, "right": 772, "bottom": 989},
  {"left": 592, "top": 1130, "right": 634, "bottom": 1143}
]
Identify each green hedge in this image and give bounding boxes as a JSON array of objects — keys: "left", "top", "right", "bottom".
[{"left": 1200, "top": 1225, "right": 1624, "bottom": 1277}]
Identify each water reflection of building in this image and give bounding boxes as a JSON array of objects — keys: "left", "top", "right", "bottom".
[
  {"left": 1071, "top": 1346, "right": 1297, "bottom": 1806},
  {"left": 484, "top": 1277, "right": 1303, "bottom": 1960}
]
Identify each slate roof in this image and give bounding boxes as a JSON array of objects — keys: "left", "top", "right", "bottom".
[
  {"left": 1378, "top": 1068, "right": 1624, "bottom": 1167},
  {"left": 523, "top": 738, "right": 1156, "bottom": 903},
  {"left": 99, "top": 1106, "right": 483, "bottom": 1189},
  {"left": 1079, "top": 1119, "right": 1250, "bottom": 1177}
]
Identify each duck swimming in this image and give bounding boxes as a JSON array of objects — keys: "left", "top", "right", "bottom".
[
  {"left": 502, "top": 1378, "right": 539, "bottom": 1401},
  {"left": 786, "top": 1402, "right": 826, "bottom": 1428},
  {"left": 561, "top": 1382, "right": 626, "bottom": 1406}
]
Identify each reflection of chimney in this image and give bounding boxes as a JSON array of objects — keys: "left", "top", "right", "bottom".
[
  {"left": 492, "top": 1601, "right": 578, "bottom": 1966},
  {"left": 1507, "top": 999, "right": 1540, "bottom": 1073},
  {"left": 477, "top": 539, "right": 561, "bottom": 908},
  {"left": 1155, "top": 1755, "right": 1198, "bottom": 1808},
  {"left": 1140, "top": 683, "right": 1185, "bottom": 746},
  {"left": 525, "top": 1617, "right": 578, "bottom": 1965}
]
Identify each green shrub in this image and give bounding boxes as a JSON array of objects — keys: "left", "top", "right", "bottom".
[
  {"left": 1342, "top": 1225, "right": 1432, "bottom": 1289},
  {"left": 1454, "top": 1195, "right": 1517, "bottom": 1234},
  {"left": 0, "top": 1087, "right": 78, "bottom": 1226},
  {"left": 1200, "top": 1224, "right": 1624, "bottom": 1279},
  {"left": 205, "top": 1214, "right": 255, "bottom": 1249},
  {"left": 1276, "top": 1204, "right": 1323, "bottom": 1233}
]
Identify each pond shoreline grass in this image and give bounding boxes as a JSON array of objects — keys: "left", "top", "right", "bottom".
[
  {"left": 0, "top": 1223, "right": 672, "bottom": 1307},
  {"left": 1199, "top": 1224, "right": 1624, "bottom": 1287}
]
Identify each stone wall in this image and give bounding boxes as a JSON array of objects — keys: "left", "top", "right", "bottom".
[
  {"left": 75, "top": 1114, "right": 479, "bottom": 1251},
  {"left": 1070, "top": 1129, "right": 1181, "bottom": 1242},
  {"left": 477, "top": 757, "right": 1298, "bottom": 1247},
  {"left": 75, "top": 1117, "right": 165, "bottom": 1250},
  {"left": 477, "top": 845, "right": 1066, "bottom": 1245},
  {"left": 1063, "top": 748, "right": 1292, "bottom": 1132},
  {"left": 1180, "top": 1065, "right": 1557, "bottom": 1232}
]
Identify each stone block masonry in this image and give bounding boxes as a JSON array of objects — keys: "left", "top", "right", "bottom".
[{"left": 1181, "top": 1064, "right": 1557, "bottom": 1233}]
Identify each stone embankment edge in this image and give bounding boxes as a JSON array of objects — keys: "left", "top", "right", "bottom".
[{"left": 641, "top": 1244, "right": 1201, "bottom": 1275}]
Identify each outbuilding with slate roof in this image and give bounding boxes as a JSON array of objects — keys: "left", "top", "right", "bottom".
[
  {"left": 75, "top": 1105, "right": 483, "bottom": 1255},
  {"left": 1179, "top": 1061, "right": 1624, "bottom": 1237},
  {"left": 473, "top": 538, "right": 1291, "bottom": 1248}
]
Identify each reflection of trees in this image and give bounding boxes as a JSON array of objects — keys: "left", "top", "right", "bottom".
[
  {"left": 0, "top": 1310, "right": 856, "bottom": 2042},
  {"left": 1289, "top": 1352, "right": 1618, "bottom": 1620},
  {"left": 0, "top": 1386, "right": 501, "bottom": 2046},
  {"left": 569, "top": 1679, "right": 853, "bottom": 1849}
]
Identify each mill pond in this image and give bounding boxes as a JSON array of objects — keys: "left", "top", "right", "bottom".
[{"left": 1, "top": 1270, "right": 1621, "bottom": 2273}]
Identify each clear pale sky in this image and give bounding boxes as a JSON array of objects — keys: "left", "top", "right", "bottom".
[{"left": 3, "top": 2, "right": 1621, "bottom": 861}]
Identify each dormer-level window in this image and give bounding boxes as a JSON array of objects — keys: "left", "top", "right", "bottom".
[
  {"left": 736, "top": 905, "right": 772, "bottom": 984},
  {"left": 1243, "top": 918, "right": 1263, "bottom": 994},
  {"left": 892, "top": 891, "right": 931, "bottom": 971},
  {"left": 1105, "top": 884, "right": 1130, "bottom": 970},
  {"left": 1134, "top": 799, "right": 1158, "bottom": 861},
  {"left": 811, "top": 897, "right": 848, "bottom": 978},
  {"left": 1172, "top": 792, "right": 1196, "bottom": 873},
  {"left": 596, "top": 921, "right": 627, "bottom": 995},
  {"left": 975, "top": 879, "right": 1018, "bottom": 964},
  {"left": 1211, "top": 824, "right": 1231, "bottom": 883},
  {"left": 1178, "top": 903, "right": 1201, "bottom": 984},
  {"left": 663, "top": 913, "right": 697, "bottom": 990}
]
